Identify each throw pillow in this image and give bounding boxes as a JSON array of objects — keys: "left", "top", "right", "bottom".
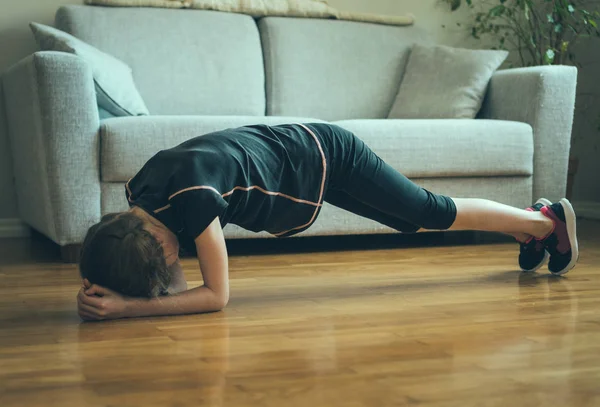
[
  {"left": 388, "top": 44, "right": 508, "bottom": 119},
  {"left": 29, "top": 22, "right": 149, "bottom": 117}
]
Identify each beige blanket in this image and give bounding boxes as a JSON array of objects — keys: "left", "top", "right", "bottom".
[{"left": 83, "top": 0, "right": 414, "bottom": 26}]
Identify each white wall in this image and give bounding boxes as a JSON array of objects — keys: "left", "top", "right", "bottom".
[
  {"left": 0, "top": 0, "right": 84, "bottom": 222},
  {"left": 0, "top": 0, "right": 597, "bottom": 224},
  {"left": 571, "top": 39, "right": 600, "bottom": 204},
  {"left": 328, "top": 0, "right": 474, "bottom": 46}
]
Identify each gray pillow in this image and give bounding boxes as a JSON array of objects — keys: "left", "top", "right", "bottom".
[
  {"left": 388, "top": 44, "right": 508, "bottom": 119},
  {"left": 29, "top": 22, "right": 149, "bottom": 117}
]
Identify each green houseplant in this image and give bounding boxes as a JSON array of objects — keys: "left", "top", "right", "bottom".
[
  {"left": 443, "top": 0, "right": 600, "bottom": 66},
  {"left": 443, "top": 0, "right": 600, "bottom": 199}
]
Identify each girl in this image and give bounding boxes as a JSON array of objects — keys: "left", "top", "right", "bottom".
[{"left": 77, "top": 123, "right": 579, "bottom": 321}]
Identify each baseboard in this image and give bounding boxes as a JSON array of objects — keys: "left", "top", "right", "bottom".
[
  {"left": 0, "top": 218, "right": 31, "bottom": 238},
  {"left": 573, "top": 201, "right": 600, "bottom": 221}
]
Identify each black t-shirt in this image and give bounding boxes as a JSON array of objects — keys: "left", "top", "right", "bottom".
[{"left": 125, "top": 123, "right": 327, "bottom": 253}]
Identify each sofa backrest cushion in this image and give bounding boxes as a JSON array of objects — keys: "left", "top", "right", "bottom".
[
  {"left": 258, "top": 17, "right": 431, "bottom": 121},
  {"left": 56, "top": 5, "right": 266, "bottom": 116}
]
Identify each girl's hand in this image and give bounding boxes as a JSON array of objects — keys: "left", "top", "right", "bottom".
[{"left": 77, "top": 279, "right": 130, "bottom": 321}]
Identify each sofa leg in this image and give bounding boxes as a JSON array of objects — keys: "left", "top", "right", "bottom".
[{"left": 60, "top": 244, "right": 81, "bottom": 264}]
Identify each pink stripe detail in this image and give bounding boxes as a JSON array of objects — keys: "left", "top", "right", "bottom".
[
  {"left": 222, "top": 186, "right": 321, "bottom": 207},
  {"left": 154, "top": 204, "right": 171, "bottom": 214},
  {"left": 125, "top": 179, "right": 134, "bottom": 203},
  {"left": 169, "top": 185, "right": 221, "bottom": 201},
  {"left": 273, "top": 123, "right": 327, "bottom": 236}
]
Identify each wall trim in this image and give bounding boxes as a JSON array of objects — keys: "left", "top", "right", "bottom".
[
  {"left": 0, "top": 218, "right": 30, "bottom": 238},
  {"left": 573, "top": 200, "right": 600, "bottom": 221}
]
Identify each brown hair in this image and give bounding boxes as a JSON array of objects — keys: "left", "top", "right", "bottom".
[{"left": 79, "top": 212, "right": 171, "bottom": 298}]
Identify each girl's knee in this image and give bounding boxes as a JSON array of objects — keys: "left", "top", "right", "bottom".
[{"left": 418, "top": 193, "right": 457, "bottom": 230}]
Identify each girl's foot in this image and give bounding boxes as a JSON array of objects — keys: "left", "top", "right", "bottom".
[
  {"left": 539, "top": 198, "right": 579, "bottom": 275},
  {"left": 519, "top": 198, "right": 552, "bottom": 272}
]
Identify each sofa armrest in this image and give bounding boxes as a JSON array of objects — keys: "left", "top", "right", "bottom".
[
  {"left": 3, "top": 51, "right": 101, "bottom": 245},
  {"left": 479, "top": 65, "right": 577, "bottom": 202}
]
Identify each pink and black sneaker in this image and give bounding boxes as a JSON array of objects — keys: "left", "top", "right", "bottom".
[
  {"left": 539, "top": 198, "right": 579, "bottom": 275},
  {"left": 519, "top": 198, "right": 552, "bottom": 272}
]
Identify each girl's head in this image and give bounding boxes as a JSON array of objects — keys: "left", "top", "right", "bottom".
[{"left": 79, "top": 212, "right": 172, "bottom": 298}]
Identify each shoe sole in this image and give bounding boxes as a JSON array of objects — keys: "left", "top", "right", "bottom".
[
  {"left": 521, "top": 198, "right": 552, "bottom": 272},
  {"left": 551, "top": 198, "right": 579, "bottom": 276}
]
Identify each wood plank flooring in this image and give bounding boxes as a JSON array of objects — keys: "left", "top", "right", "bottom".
[{"left": 1, "top": 221, "right": 599, "bottom": 407}]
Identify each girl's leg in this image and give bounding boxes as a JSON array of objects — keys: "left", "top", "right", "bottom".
[
  {"left": 320, "top": 123, "right": 577, "bottom": 275},
  {"left": 325, "top": 191, "right": 538, "bottom": 243},
  {"left": 445, "top": 198, "right": 553, "bottom": 239},
  {"left": 323, "top": 125, "right": 551, "bottom": 239}
]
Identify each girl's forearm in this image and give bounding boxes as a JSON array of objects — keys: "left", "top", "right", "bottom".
[{"left": 125, "top": 286, "right": 227, "bottom": 318}]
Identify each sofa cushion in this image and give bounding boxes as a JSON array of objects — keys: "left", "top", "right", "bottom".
[
  {"left": 333, "top": 119, "right": 533, "bottom": 178},
  {"left": 29, "top": 22, "right": 149, "bottom": 117},
  {"left": 100, "top": 116, "right": 326, "bottom": 182},
  {"left": 102, "top": 117, "right": 532, "bottom": 183},
  {"left": 258, "top": 17, "right": 431, "bottom": 121},
  {"left": 56, "top": 5, "right": 265, "bottom": 116},
  {"left": 388, "top": 44, "right": 508, "bottom": 119}
]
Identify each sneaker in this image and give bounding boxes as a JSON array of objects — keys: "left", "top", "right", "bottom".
[
  {"left": 519, "top": 198, "right": 552, "bottom": 272},
  {"left": 539, "top": 198, "right": 579, "bottom": 275}
]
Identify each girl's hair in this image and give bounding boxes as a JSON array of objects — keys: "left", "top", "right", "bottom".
[{"left": 79, "top": 212, "right": 171, "bottom": 298}]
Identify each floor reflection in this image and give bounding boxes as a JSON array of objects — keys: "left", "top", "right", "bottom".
[{"left": 72, "top": 316, "right": 231, "bottom": 406}]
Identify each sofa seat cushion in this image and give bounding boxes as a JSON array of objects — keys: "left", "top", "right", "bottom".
[
  {"left": 100, "top": 116, "right": 326, "bottom": 182},
  {"left": 333, "top": 119, "right": 533, "bottom": 178}
]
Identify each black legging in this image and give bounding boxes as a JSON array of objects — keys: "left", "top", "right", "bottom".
[{"left": 307, "top": 123, "right": 457, "bottom": 233}]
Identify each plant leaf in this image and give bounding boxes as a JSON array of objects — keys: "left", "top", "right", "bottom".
[
  {"left": 490, "top": 5, "right": 506, "bottom": 17},
  {"left": 448, "top": 0, "right": 461, "bottom": 11},
  {"left": 545, "top": 49, "right": 556, "bottom": 64},
  {"left": 568, "top": 5, "right": 575, "bottom": 13}
]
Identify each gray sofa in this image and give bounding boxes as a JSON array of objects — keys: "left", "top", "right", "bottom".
[{"left": 2, "top": 5, "right": 577, "bottom": 260}]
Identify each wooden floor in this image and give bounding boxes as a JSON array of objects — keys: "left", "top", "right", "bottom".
[{"left": 1, "top": 221, "right": 599, "bottom": 407}]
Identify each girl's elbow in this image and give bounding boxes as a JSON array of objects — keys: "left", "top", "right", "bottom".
[
  {"left": 215, "top": 293, "right": 229, "bottom": 311},
  {"left": 207, "top": 290, "right": 229, "bottom": 312}
]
